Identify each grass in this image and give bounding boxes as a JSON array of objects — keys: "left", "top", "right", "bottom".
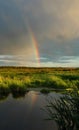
[
  {"left": 45, "top": 90, "right": 79, "bottom": 130},
  {"left": 0, "top": 67, "right": 79, "bottom": 96},
  {"left": 0, "top": 67, "right": 79, "bottom": 127}
]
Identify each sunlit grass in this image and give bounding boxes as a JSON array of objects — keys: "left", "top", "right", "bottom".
[{"left": 0, "top": 67, "right": 79, "bottom": 95}]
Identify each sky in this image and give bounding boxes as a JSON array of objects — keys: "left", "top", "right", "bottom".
[{"left": 0, "top": 0, "right": 79, "bottom": 67}]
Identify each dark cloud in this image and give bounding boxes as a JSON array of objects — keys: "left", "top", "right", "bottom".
[
  {"left": 0, "top": 0, "right": 27, "bottom": 36},
  {"left": 0, "top": 0, "right": 29, "bottom": 54},
  {"left": 0, "top": 0, "right": 79, "bottom": 66}
]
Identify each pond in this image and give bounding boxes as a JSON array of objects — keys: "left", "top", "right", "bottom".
[{"left": 0, "top": 91, "right": 61, "bottom": 130}]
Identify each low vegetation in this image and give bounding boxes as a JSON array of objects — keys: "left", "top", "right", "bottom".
[
  {"left": 0, "top": 67, "right": 79, "bottom": 95},
  {"left": 45, "top": 90, "right": 79, "bottom": 130},
  {"left": 0, "top": 67, "right": 79, "bottom": 129}
]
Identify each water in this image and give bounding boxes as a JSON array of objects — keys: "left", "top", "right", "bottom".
[{"left": 0, "top": 91, "right": 60, "bottom": 130}]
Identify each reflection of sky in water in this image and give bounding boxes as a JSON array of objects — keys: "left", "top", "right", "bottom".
[{"left": 0, "top": 91, "right": 59, "bottom": 130}]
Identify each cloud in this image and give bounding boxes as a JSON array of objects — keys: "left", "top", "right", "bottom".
[
  {"left": 0, "top": 55, "right": 79, "bottom": 67},
  {"left": 0, "top": 0, "right": 29, "bottom": 55},
  {"left": 39, "top": 0, "right": 79, "bottom": 40},
  {"left": 14, "top": 0, "right": 79, "bottom": 41},
  {"left": 1, "top": 0, "right": 79, "bottom": 42},
  {"left": 0, "top": 0, "right": 79, "bottom": 66}
]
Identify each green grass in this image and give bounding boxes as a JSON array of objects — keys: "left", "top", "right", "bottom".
[
  {"left": 45, "top": 90, "right": 79, "bottom": 130},
  {"left": 0, "top": 67, "right": 79, "bottom": 95}
]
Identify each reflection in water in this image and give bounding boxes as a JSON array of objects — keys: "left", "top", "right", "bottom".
[
  {"left": 0, "top": 91, "right": 58, "bottom": 130},
  {"left": 27, "top": 91, "right": 39, "bottom": 108},
  {"left": 0, "top": 91, "right": 29, "bottom": 100},
  {"left": 11, "top": 90, "right": 29, "bottom": 99},
  {"left": 0, "top": 93, "right": 9, "bottom": 102},
  {"left": 45, "top": 94, "right": 79, "bottom": 130}
]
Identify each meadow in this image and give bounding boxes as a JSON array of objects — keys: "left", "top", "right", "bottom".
[
  {"left": 0, "top": 67, "right": 79, "bottom": 129},
  {"left": 0, "top": 67, "right": 79, "bottom": 96}
]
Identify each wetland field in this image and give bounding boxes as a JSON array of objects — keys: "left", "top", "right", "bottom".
[
  {"left": 0, "top": 67, "right": 79, "bottom": 95},
  {"left": 0, "top": 67, "right": 79, "bottom": 130}
]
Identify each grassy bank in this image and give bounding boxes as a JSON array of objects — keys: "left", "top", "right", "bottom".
[{"left": 0, "top": 67, "right": 79, "bottom": 95}]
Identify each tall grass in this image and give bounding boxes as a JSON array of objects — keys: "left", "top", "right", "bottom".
[
  {"left": 45, "top": 91, "right": 79, "bottom": 130},
  {"left": 0, "top": 67, "right": 79, "bottom": 95}
]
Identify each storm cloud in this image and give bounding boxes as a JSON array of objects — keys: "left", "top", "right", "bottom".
[{"left": 0, "top": 0, "right": 79, "bottom": 66}]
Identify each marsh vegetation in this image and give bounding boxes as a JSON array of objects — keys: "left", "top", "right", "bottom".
[
  {"left": 0, "top": 67, "right": 79, "bottom": 130},
  {"left": 0, "top": 67, "right": 79, "bottom": 95},
  {"left": 45, "top": 90, "right": 79, "bottom": 130}
]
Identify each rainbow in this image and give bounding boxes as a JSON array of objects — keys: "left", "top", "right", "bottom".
[
  {"left": 27, "top": 91, "right": 39, "bottom": 112},
  {"left": 29, "top": 27, "right": 40, "bottom": 67},
  {"left": 29, "top": 91, "right": 38, "bottom": 107}
]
